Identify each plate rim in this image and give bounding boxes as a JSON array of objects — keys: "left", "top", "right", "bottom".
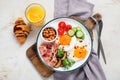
[{"left": 36, "top": 17, "right": 93, "bottom": 72}]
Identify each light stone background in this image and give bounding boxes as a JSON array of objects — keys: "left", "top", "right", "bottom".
[{"left": 0, "top": 0, "right": 120, "bottom": 80}]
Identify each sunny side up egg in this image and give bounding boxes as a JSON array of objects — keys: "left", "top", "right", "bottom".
[
  {"left": 67, "top": 45, "right": 87, "bottom": 61},
  {"left": 64, "top": 36, "right": 76, "bottom": 51},
  {"left": 67, "top": 49, "right": 81, "bottom": 61}
]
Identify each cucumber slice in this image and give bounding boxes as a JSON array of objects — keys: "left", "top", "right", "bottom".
[
  {"left": 76, "top": 26, "right": 81, "bottom": 31},
  {"left": 72, "top": 27, "right": 77, "bottom": 32},
  {"left": 76, "top": 30, "right": 84, "bottom": 39},
  {"left": 81, "top": 34, "right": 85, "bottom": 39},
  {"left": 68, "top": 29, "right": 75, "bottom": 37}
]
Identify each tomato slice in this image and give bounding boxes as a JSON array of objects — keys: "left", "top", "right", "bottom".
[
  {"left": 58, "top": 21, "right": 66, "bottom": 29},
  {"left": 58, "top": 28, "right": 64, "bottom": 35},
  {"left": 65, "top": 25, "right": 72, "bottom": 31}
]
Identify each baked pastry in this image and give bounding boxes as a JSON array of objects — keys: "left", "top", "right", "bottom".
[{"left": 14, "top": 18, "right": 30, "bottom": 44}]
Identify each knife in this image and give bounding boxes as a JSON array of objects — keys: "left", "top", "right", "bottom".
[
  {"left": 97, "top": 20, "right": 102, "bottom": 58},
  {"left": 97, "top": 20, "right": 107, "bottom": 64}
]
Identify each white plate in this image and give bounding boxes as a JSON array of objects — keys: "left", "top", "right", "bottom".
[{"left": 36, "top": 17, "right": 92, "bottom": 72}]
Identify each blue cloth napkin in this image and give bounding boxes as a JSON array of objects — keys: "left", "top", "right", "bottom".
[{"left": 54, "top": 0, "right": 106, "bottom": 80}]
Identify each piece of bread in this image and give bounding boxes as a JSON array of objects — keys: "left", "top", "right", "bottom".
[{"left": 14, "top": 18, "right": 30, "bottom": 44}]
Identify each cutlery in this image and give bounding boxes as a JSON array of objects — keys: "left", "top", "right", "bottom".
[{"left": 91, "top": 16, "right": 106, "bottom": 64}]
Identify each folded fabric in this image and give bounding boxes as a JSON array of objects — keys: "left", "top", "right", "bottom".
[
  {"left": 54, "top": 0, "right": 106, "bottom": 80},
  {"left": 54, "top": 0, "right": 94, "bottom": 20}
]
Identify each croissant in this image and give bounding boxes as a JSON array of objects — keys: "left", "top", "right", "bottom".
[{"left": 14, "top": 18, "right": 30, "bottom": 44}]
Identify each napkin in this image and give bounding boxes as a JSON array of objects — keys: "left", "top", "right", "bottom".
[
  {"left": 54, "top": 0, "right": 106, "bottom": 80},
  {"left": 54, "top": 0, "right": 94, "bottom": 20}
]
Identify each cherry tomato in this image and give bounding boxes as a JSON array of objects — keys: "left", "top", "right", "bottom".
[
  {"left": 58, "top": 21, "right": 66, "bottom": 29},
  {"left": 65, "top": 25, "right": 72, "bottom": 31},
  {"left": 58, "top": 28, "right": 64, "bottom": 35}
]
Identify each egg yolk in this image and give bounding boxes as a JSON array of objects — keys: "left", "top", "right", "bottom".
[
  {"left": 74, "top": 47, "right": 87, "bottom": 59},
  {"left": 59, "top": 34, "right": 72, "bottom": 45}
]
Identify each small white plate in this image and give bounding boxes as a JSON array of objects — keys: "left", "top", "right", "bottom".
[{"left": 36, "top": 17, "right": 92, "bottom": 72}]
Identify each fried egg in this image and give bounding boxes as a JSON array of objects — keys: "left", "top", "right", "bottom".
[
  {"left": 67, "top": 46, "right": 87, "bottom": 61},
  {"left": 64, "top": 36, "right": 76, "bottom": 51},
  {"left": 67, "top": 49, "right": 81, "bottom": 61}
]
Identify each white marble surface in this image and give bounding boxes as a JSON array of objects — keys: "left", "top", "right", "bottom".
[{"left": 0, "top": 0, "right": 120, "bottom": 80}]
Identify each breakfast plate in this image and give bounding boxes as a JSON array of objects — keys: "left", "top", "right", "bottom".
[{"left": 36, "top": 17, "right": 92, "bottom": 72}]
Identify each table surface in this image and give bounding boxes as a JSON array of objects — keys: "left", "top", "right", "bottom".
[{"left": 0, "top": 0, "right": 120, "bottom": 80}]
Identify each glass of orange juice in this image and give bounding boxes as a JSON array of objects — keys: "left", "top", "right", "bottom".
[{"left": 25, "top": 3, "right": 46, "bottom": 27}]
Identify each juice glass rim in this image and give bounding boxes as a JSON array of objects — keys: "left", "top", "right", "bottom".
[{"left": 25, "top": 3, "right": 46, "bottom": 23}]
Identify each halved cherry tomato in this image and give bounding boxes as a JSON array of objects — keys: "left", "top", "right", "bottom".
[
  {"left": 65, "top": 24, "right": 72, "bottom": 31},
  {"left": 58, "top": 21, "right": 66, "bottom": 29},
  {"left": 58, "top": 28, "right": 64, "bottom": 35}
]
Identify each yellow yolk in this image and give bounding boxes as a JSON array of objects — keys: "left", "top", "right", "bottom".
[
  {"left": 26, "top": 5, "right": 45, "bottom": 22},
  {"left": 74, "top": 47, "right": 87, "bottom": 59},
  {"left": 59, "top": 34, "right": 72, "bottom": 45}
]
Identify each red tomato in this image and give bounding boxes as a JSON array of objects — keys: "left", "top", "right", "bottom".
[
  {"left": 58, "top": 28, "right": 64, "bottom": 35},
  {"left": 65, "top": 25, "right": 72, "bottom": 31},
  {"left": 58, "top": 21, "right": 66, "bottom": 29}
]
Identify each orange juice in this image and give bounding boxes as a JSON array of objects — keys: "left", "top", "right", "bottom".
[{"left": 25, "top": 3, "right": 45, "bottom": 27}]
